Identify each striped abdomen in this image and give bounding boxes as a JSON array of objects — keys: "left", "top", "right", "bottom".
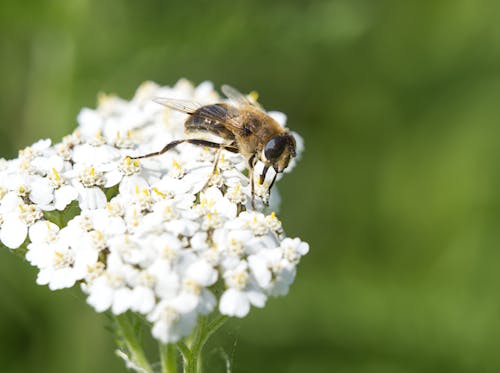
[{"left": 184, "top": 105, "right": 235, "bottom": 142}]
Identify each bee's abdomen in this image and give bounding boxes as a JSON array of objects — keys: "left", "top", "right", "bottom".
[{"left": 185, "top": 113, "right": 235, "bottom": 141}]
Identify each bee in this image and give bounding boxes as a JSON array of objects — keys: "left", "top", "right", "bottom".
[{"left": 130, "top": 85, "right": 296, "bottom": 207}]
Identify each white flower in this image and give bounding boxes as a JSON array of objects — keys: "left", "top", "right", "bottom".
[
  {"left": 28, "top": 226, "right": 100, "bottom": 290},
  {"left": 0, "top": 79, "right": 309, "bottom": 344},
  {"left": 71, "top": 166, "right": 107, "bottom": 210},
  {"left": 0, "top": 192, "right": 43, "bottom": 249},
  {"left": 86, "top": 253, "right": 136, "bottom": 314},
  {"left": 148, "top": 301, "right": 198, "bottom": 344},
  {"left": 29, "top": 165, "right": 79, "bottom": 211},
  {"left": 219, "top": 261, "right": 267, "bottom": 318}
]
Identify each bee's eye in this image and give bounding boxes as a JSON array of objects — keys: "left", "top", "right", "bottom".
[{"left": 264, "top": 136, "right": 287, "bottom": 161}]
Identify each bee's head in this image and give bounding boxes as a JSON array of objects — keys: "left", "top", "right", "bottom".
[{"left": 262, "top": 133, "right": 296, "bottom": 173}]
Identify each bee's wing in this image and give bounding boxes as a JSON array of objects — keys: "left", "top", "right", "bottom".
[
  {"left": 195, "top": 104, "right": 249, "bottom": 135},
  {"left": 153, "top": 97, "right": 203, "bottom": 114},
  {"left": 221, "top": 84, "right": 260, "bottom": 107},
  {"left": 154, "top": 97, "right": 249, "bottom": 135}
]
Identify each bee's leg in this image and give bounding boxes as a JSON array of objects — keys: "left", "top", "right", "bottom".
[
  {"left": 267, "top": 172, "right": 278, "bottom": 199},
  {"left": 259, "top": 165, "right": 269, "bottom": 186},
  {"left": 201, "top": 147, "right": 222, "bottom": 191},
  {"left": 129, "top": 139, "right": 238, "bottom": 160},
  {"left": 129, "top": 140, "right": 185, "bottom": 159},
  {"left": 184, "top": 140, "right": 239, "bottom": 191},
  {"left": 258, "top": 165, "right": 271, "bottom": 206},
  {"left": 248, "top": 154, "right": 257, "bottom": 209},
  {"left": 185, "top": 139, "right": 238, "bottom": 153}
]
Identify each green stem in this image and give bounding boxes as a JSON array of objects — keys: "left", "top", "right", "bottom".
[
  {"left": 176, "top": 342, "right": 191, "bottom": 361},
  {"left": 115, "top": 313, "right": 153, "bottom": 373},
  {"left": 202, "top": 315, "right": 228, "bottom": 347},
  {"left": 184, "top": 314, "right": 228, "bottom": 373},
  {"left": 160, "top": 343, "right": 178, "bottom": 373},
  {"left": 185, "top": 316, "right": 207, "bottom": 373}
]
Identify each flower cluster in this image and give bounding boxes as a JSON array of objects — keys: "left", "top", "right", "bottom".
[{"left": 0, "top": 80, "right": 309, "bottom": 343}]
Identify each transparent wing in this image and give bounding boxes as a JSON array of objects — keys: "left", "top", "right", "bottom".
[
  {"left": 155, "top": 97, "right": 248, "bottom": 135},
  {"left": 221, "top": 84, "right": 256, "bottom": 106},
  {"left": 153, "top": 97, "right": 202, "bottom": 114},
  {"left": 195, "top": 104, "right": 247, "bottom": 134}
]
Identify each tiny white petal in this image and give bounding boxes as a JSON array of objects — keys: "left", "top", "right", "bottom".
[
  {"left": 87, "top": 283, "right": 114, "bottom": 312},
  {"left": 248, "top": 255, "right": 272, "bottom": 288},
  {"left": 112, "top": 288, "right": 133, "bottom": 315},
  {"left": 28, "top": 220, "right": 59, "bottom": 243},
  {"left": 131, "top": 286, "right": 156, "bottom": 314},
  {"left": 29, "top": 178, "right": 54, "bottom": 206},
  {"left": 246, "top": 289, "right": 267, "bottom": 308},
  {"left": 54, "top": 185, "right": 78, "bottom": 210},
  {"left": 219, "top": 288, "right": 250, "bottom": 318},
  {"left": 1, "top": 216, "right": 28, "bottom": 249},
  {"left": 187, "top": 260, "right": 217, "bottom": 287}
]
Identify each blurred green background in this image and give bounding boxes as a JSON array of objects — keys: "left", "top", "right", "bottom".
[{"left": 1, "top": 0, "right": 500, "bottom": 372}]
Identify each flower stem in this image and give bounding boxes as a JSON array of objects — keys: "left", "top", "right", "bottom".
[
  {"left": 160, "top": 343, "right": 178, "bottom": 373},
  {"left": 115, "top": 313, "right": 153, "bottom": 373},
  {"left": 176, "top": 341, "right": 190, "bottom": 361},
  {"left": 203, "top": 315, "right": 228, "bottom": 346},
  {"left": 185, "top": 316, "right": 206, "bottom": 373},
  {"left": 184, "top": 314, "right": 228, "bottom": 373}
]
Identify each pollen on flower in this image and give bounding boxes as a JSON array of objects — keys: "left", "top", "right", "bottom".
[
  {"left": 265, "top": 212, "right": 282, "bottom": 232},
  {"left": 152, "top": 187, "right": 168, "bottom": 199},
  {"left": 248, "top": 214, "right": 269, "bottom": 236},
  {"left": 162, "top": 244, "right": 179, "bottom": 261},
  {"left": 184, "top": 279, "right": 202, "bottom": 295},
  {"left": 197, "top": 196, "right": 215, "bottom": 214},
  {"left": 127, "top": 208, "right": 141, "bottom": 228},
  {"left": 86, "top": 262, "right": 106, "bottom": 282},
  {"left": 105, "top": 272, "right": 126, "bottom": 289},
  {"left": 118, "top": 157, "right": 141, "bottom": 176},
  {"left": 218, "top": 153, "right": 232, "bottom": 171},
  {"left": 88, "top": 130, "right": 107, "bottom": 146},
  {"left": 114, "top": 131, "right": 135, "bottom": 149},
  {"left": 62, "top": 130, "right": 82, "bottom": 147},
  {"left": 78, "top": 215, "right": 94, "bottom": 232},
  {"left": 226, "top": 182, "right": 247, "bottom": 205},
  {"left": 56, "top": 143, "right": 72, "bottom": 160},
  {"left": 90, "top": 230, "right": 107, "bottom": 251},
  {"left": 19, "top": 159, "right": 34, "bottom": 173},
  {"left": 227, "top": 238, "right": 245, "bottom": 256},
  {"left": 226, "top": 268, "right": 249, "bottom": 290},
  {"left": 18, "top": 147, "right": 36, "bottom": 162},
  {"left": 16, "top": 184, "right": 31, "bottom": 197},
  {"left": 135, "top": 188, "right": 154, "bottom": 212},
  {"left": 107, "top": 200, "right": 124, "bottom": 217},
  {"left": 137, "top": 271, "right": 155, "bottom": 287},
  {"left": 18, "top": 204, "right": 43, "bottom": 225},
  {"left": 169, "top": 159, "right": 185, "bottom": 179},
  {"left": 48, "top": 168, "right": 65, "bottom": 188},
  {"left": 0, "top": 187, "right": 7, "bottom": 201},
  {"left": 284, "top": 247, "right": 300, "bottom": 264},
  {"left": 161, "top": 306, "right": 181, "bottom": 325},
  {"left": 159, "top": 204, "right": 176, "bottom": 221},
  {"left": 79, "top": 167, "right": 105, "bottom": 187},
  {"left": 197, "top": 147, "right": 215, "bottom": 162},
  {"left": 202, "top": 247, "right": 220, "bottom": 265},
  {"left": 53, "top": 250, "right": 75, "bottom": 269},
  {"left": 202, "top": 211, "right": 221, "bottom": 230},
  {"left": 208, "top": 169, "right": 224, "bottom": 188}
]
